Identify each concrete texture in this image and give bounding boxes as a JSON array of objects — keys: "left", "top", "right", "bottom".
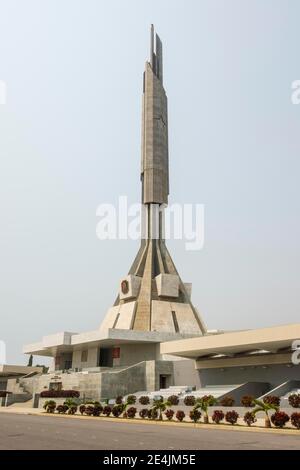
[
  {"left": 1, "top": 413, "right": 300, "bottom": 450},
  {"left": 155, "top": 274, "right": 179, "bottom": 298},
  {"left": 200, "top": 363, "right": 300, "bottom": 390}
]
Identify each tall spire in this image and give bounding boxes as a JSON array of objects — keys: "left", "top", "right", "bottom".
[
  {"left": 141, "top": 24, "right": 169, "bottom": 207},
  {"left": 100, "top": 27, "right": 206, "bottom": 336}
]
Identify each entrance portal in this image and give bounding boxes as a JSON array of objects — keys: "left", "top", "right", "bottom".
[
  {"left": 99, "top": 348, "right": 113, "bottom": 367},
  {"left": 159, "top": 374, "right": 170, "bottom": 389}
]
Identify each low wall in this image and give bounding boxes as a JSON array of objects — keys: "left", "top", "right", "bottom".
[
  {"left": 100, "top": 362, "right": 148, "bottom": 399},
  {"left": 219, "top": 382, "right": 270, "bottom": 403},
  {"left": 5, "top": 393, "right": 32, "bottom": 406}
]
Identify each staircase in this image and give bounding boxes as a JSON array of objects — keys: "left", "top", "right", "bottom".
[{"left": 4, "top": 378, "right": 33, "bottom": 407}]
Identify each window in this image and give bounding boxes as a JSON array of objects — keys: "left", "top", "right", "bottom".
[
  {"left": 171, "top": 310, "right": 179, "bottom": 333},
  {"left": 49, "top": 382, "right": 62, "bottom": 391},
  {"left": 81, "top": 350, "right": 88, "bottom": 362}
]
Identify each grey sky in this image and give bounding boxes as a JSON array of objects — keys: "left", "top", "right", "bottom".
[{"left": 0, "top": 0, "right": 299, "bottom": 364}]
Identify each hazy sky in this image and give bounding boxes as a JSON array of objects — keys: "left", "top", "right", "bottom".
[{"left": 0, "top": 0, "right": 299, "bottom": 364}]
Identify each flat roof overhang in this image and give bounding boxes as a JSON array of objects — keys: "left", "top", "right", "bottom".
[
  {"left": 23, "top": 328, "right": 188, "bottom": 357},
  {"left": 0, "top": 365, "right": 43, "bottom": 377},
  {"left": 160, "top": 323, "right": 300, "bottom": 359}
]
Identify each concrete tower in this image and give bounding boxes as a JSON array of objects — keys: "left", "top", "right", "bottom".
[{"left": 100, "top": 26, "right": 206, "bottom": 336}]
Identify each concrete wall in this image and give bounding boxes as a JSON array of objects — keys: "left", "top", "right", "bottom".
[
  {"left": 119, "top": 343, "right": 158, "bottom": 366},
  {"left": 0, "top": 379, "right": 7, "bottom": 390},
  {"left": 20, "top": 359, "right": 176, "bottom": 402},
  {"left": 70, "top": 344, "right": 159, "bottom": 369},
  {"left": 173, "top": 359, "right": 201, "bottom": 388},
  {"left": 199, "top": 363, "right": 300, "bottom": 390},
  {"left": 100, "top": 362, "right": 148, "bottom": 399},
  {"left": 72, "top": 347, "right": 99, "bottom": 369}
]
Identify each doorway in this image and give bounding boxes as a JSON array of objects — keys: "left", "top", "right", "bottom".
[
  {"left": 99, "top": 348, "right": 113, "bottom": 367},
  {"left": 159, "top": 374, "right": 170, "bottom": 389}
]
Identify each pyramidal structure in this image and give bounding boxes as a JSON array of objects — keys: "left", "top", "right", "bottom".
[{"left": 100, "top": 26, "right": 206, "bottom": 336}]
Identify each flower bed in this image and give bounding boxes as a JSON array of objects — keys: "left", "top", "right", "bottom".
[{"left": 40, "top": 390, "right": 80, "bottom": 398}]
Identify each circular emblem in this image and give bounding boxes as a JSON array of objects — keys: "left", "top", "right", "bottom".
[{"left": 121, "top": 279, "right": 129, "bottom": 294}]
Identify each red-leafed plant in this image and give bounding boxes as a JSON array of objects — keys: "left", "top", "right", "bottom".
[
  {"left": 115, "top": 395, "right": 123, "bottom": 404},
  {"left": 263, "top": 395, "right": 280, "bottom": 406},
  {"left": 212, "top": 410, "right": 225, "bottom": 424},
  {"left": 184, "top": 396, "right": 195, "bottom": 406},
  {"left": 243, "top": 412, "right": 257, "bottom": 427},
  {"left": 126, "top": 407, "right": 137, "bottom": 419},
  {"left": 79, "top": 404, "right": 86, "bottom": 415},
  {"left": 85, "top": 405, "right": 94, "bottom": 416},
  {"left": 102, "top": 405, "right": 112, "bottom": 416},
  {"left": 147, "top": 409, "right": 158, "bottom": 420},
  {"left": 167, "top": 395, "right": 179, "bottom": 406},
  {"left": 271, "top": 411, "right": 290, "bottom": 428},
  {"left": 220, "top": 396, "right": 235, "bottom": 407},
  {"left": 289, "top": 394, "right": 300, "bottom": 408},
  {"left": 175, "top": 410, "right": 185, "bottom": 422},
  {"left": 225, "top": 410, "right": 239, "bottom": 425},
  {"left": 241, "top": 395, "right": 255, "bottom": 407},
  {"left": 139, "top": 408, "right": 148, "bottom": 419},
  {"left": 139, "top": 396, "right": 150, "bottom": 405},
  {"left": 40, "top": 390, "right": 80, "bottom": 398},
  {"left": 92, "top": 404, "right": 103, "bottom": 416},
  {"left": 56, "top": 404, "right": 68, "bottom": 414},
  {"left": 112, "top": 404, "right": 124, "bottom": 417},
  {"left": 291, "top": 412, "right": 300, "bottom": 429},
  {"left": 126, "top": 395, "right": 136, "bottom": 405},
  {"left": 164, "top": 409, "right": 175, "bottom": 421},
  {"left": 189, "top": 409, "right": 201, "bottom": 423}
]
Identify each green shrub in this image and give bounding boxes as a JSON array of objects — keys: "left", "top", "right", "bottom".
[{"left": 43, "top": 400, "right": 56, "bottom": 413}]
